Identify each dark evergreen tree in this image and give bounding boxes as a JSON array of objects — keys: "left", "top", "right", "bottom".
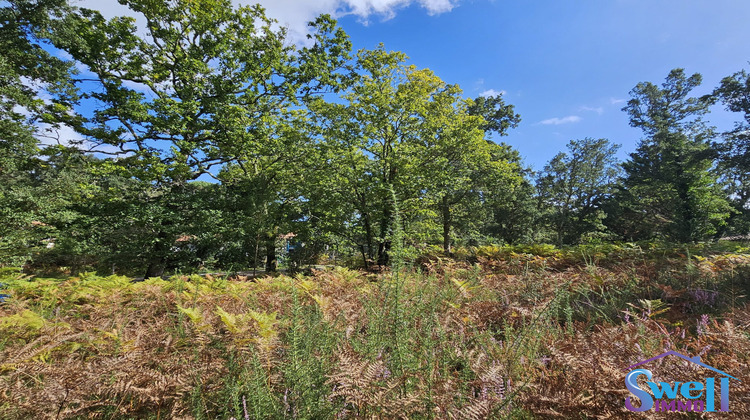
[
  {"left": 714, "top": 68, "right": 750, "bottom": 237},
  {"left": 615, "top": 69, "right": 730, "bottom": 242}
]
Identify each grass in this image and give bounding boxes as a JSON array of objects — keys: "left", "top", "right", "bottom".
[{"left": 0, "top": 243, "right": 749, "bottom": 418}]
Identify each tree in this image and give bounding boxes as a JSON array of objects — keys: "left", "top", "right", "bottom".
[
  {"left": 45, "top": 0, "right": 351, "bottom": 275},
  {"left": 420, "top": 93, "right": 523, "bottom": 253},
  {"left": 0, "top": 0, "right": 80, "bottom": 265},
  {"left": 52, "top": 0, "right": 349, "bottom": 181},
  {"left": 466, "top": 94, "right": 521, "bottom": 135},
  {"left": 217, "top": 117, "right": 315, "bottom": 272},
  {"left": 483, "top": 165, "right": 540, "bottom": 244},
  {"left": 714, "top": 68, "right": 750, "bottom": 236},
  {"left": 616, "top": 69, "right": 730, "bottom": 242},
  {"left": 0, "top": 0, "right": 77, "bottom": 160},
  {"left": 427, "top": 94, "right": 524, "bottom": 251},
  {"left": 310, "top": 47, "right": 437, "bottom": 267},
  {"left": 536, "top": 138, "right": 621, "bottom": 244},
  {"left": 308, "top": 47, "right": 524, "bottom": 264}
]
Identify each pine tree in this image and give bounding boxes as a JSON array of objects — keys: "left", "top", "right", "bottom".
[{"left": 615, "top": 69, "right": 730, "bottom": 242}]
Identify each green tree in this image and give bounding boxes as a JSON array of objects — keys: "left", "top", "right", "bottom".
[
  {"left": 483, "top": 166, "right": 540, "bottom": 244},
  {"left": 44, "top": 0, "right": 350, "bottom": 275},
  {"left": 426, "top": 94, "right": 523, "bottom": 252},
  {"left": 309, "top": 47, "right": 523, "bottom": 264},
  {"left": 0, "top": 147, "right": 90, "bottom": 266},
  {"left": 40, "top": 166, "right": 230, "bottom": 275},
  {"left": 309, "top": 47, "right": 443, "bottom": 266},
  {"left": 714, "top": 68, "right": 750, "bottom": 236},
  {"left": 536, "top": 138, "right": 621, "bottom": 244},
  {"left": 52, "top": 0, "right": 349, "bottom": 181},
  {"left": 421, "top": 93, "right": 523, "bottom": 253},
  {"left": 617, "top": 69, "right": 730, "bottom": 242},
  {"left": 0, "top": 0, "right": 80, "bottom": 265},
  {"left": 466, "top": 94, "right": 521, "bottom": 135},
  {"left": 217, "top": 116, "right": 315, "bottom": 272},
  {"left": 0, "top": 0, "right": 77, "bottom": 162}
]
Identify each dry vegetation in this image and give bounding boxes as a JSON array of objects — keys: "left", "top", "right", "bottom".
[{"left": 1, "top": 242, "right": 749, "bottom": 419}]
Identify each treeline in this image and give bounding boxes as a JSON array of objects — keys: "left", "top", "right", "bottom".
[{"left": 1, "top": 0, "right": 749, "bottom": 276}]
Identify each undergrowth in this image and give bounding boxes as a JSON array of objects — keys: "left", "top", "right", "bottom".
[{"left": 0, "top": 243, "right": 748, "bottom": 418}]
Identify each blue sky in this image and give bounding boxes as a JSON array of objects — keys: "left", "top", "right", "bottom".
[
  {"left": 331, "top": 0, "right": 750, "bottom": 169},
  {"left": 78, "top": 0, "right": 750, "bottom": 170}
]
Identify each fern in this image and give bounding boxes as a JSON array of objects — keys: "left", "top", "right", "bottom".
[
  {"left": 177, "top": 305, "right": 203, "bottom": 325},
  {"left": 215, "top": 306, "right": 240, "bottom": 334},
  {"left": 0, "top": 310, "right": 46, "bottom": 338}
]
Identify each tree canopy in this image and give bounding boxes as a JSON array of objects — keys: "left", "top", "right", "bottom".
[{"left": 2, "top": 1, "right": 749, "bottom": 275}]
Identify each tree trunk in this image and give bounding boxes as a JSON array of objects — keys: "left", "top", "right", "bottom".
[
  {"left": 253, "top": 232, "right": 260, "bottom": 277},
  {"left": 362, "top": 213, "right": 375, "bottom": 261},
  {"left": 144, "top": 234, "right": 169, "bottom": 278},
  {"left": 144, "top": 259, "right": 165, "bottom": 278},
  {"left": 441, "top": 195, "right": 451, "bottom": 253},
  {"left": 265, "top": 233, "right": 277, "bottom": 272},
  {"left": 359, "top": 245, "right": 369, "bottom": 271},
  {"left": 377, "top": 206, "right": 392, "bottom": 267},
  {"left": 377, "top": 241, "right": 390, "bottom": 267}
]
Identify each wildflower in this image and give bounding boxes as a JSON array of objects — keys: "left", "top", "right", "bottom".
[
  {"left": 377, "top": 366, "right": 392, "bottom": 380},
  {"left": 689, "top": 289, "right": 718, "bottom": 308},
  {"left": 697, "top": 314, "right": 710, "bottom": 336},
  {"left": 698, "top": 345, "right": 712, "bottom": 357},
  {"left": 623, "top": 309, "right": 631, "bottom": 324}
]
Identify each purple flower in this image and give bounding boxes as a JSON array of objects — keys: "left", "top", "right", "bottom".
[
  {"left": 689, "top": 289, "right": 719, "bottom": 308},
  {"left": 697, "top": 314, "right": 710, "bottom": 336}
]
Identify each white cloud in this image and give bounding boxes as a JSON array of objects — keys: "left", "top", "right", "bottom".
[
  {"left": 539, "top": 115, "right": 582, "bottom": 125},
  {"left": 580, "top": 106, "right": 603, "bottom": 115},
  {"left": 35, "top": 122, "right": 126, "bottom": 156},
  {"left": 610, "top": 98, "right": 626, "bottom": 105},
  {"left": 479, "top": 89, "right": 507, "bottom": 97},
  {"left": 35, "top": 122, "right": 86, "bottom": 147},
  {"left": 76, "top": 0, "right": 459, "bottom": 44},
  {"left": 258, "top": 0, "right": 459, "bottom": 41}
]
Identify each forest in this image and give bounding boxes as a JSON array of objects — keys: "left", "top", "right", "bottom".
[
  {"left": 2, "top": 0, "right": 749, "bottom": 276},
  {"left": 1, "top": 0, "right": 750, "bottom": 418}
]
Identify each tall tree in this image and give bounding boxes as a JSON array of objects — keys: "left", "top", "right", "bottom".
[
  {"left": 466, "top": 94, "right": 521, "bottom": 135},
  {"left": 0, "top": 0, "right": 80, "bottom": 265},
  {"left": 0, "top": 0, "right": 77, "bottom": 160},
  {"left": 714, "top": 68, "right": 750, "bottom": 236},
  {"left": 310, "top": 47, "right": 436, "bottom": 267},
  {"left": 420, "top": 92, "right": 522, "bottom": 253},
  {"left": 52, "top": 0, "right": 349, "bottom": 181},
  {"left": 483, "top": 165, "right": 540, "bottom": 244},
  {"left": 617, "top": 69, "right": 730, "bottom": 242},
  {"left": 309, "top": 47, "right": 523, "bottom": 264},
  {"left": 536, "top": 138, "right": 621, "bottom": 244},
  {"left": 46, "top": 0, "right": 350, "bottom": 275}
]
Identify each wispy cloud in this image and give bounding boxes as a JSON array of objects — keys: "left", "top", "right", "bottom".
[
  {"left": 580, "top": 106, "right": 603, "bottom": 115},
  {"left": 479, "top": 89, "right": 507, "bottom": 97},
  {"left": 259, "top": 0, "right": 459, "bottom": 41},
  {"left": 35, "top": 122, "right": 127, "bottom": 156},
  {"left": 79, "top": 0, "right": 460, "bottom": 44},
  {"left": 539, "top": 115, "right": 582, "bottom": 125},
  {"left": 610, "top": 98, "right": 626, "bottom": 105}
]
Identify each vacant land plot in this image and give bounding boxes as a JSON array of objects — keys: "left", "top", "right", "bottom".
[{"left": 1, "top": 244, "right": 749, "bottom": 419}]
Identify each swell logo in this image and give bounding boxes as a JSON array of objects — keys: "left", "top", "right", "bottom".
[{"left": 625, "top": 351, "right": 739, "bottom": 413}]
